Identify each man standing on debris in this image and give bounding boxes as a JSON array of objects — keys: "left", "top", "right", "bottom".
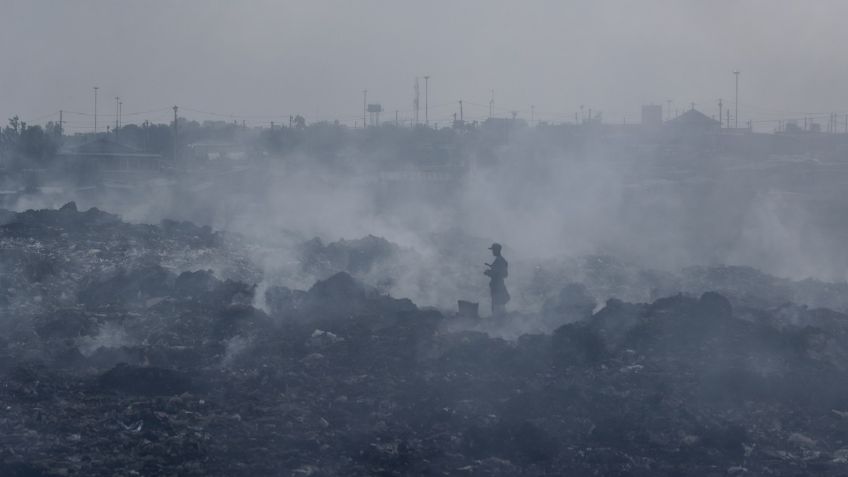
[{"left": 484, "top": 243, "right": 510, "bottom": 316}]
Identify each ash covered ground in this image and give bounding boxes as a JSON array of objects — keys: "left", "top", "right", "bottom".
[{"left": 5, "top": 203, "right": 848, "bottom": 476}]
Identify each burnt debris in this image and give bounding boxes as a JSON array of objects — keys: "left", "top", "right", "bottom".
[{"left": 4, "top": 206, "right": 848, "bottom": 475}]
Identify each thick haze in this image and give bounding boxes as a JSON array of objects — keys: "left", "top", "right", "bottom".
[{"left": 3, "top": 1, "right": 848, "bottom": 129}]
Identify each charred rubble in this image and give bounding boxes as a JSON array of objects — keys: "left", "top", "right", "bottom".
[{"left": 4, "top": 206, "right": 848, "bottom": 475}]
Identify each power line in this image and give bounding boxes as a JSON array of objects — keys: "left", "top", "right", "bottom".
[
  {"left": 62, "top": 107, "right": 171, "bottom": 117},
  {"left": 21, "top": 111, "right": 60, "bottom": 123}
]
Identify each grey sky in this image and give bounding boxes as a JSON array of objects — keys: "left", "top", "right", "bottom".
[{"left": 3, "top": 0, "right": 847, "bottom": 130}]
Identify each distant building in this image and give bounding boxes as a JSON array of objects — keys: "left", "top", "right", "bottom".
[
  {"left": 641, "top": 104, "right": 663, "bottom": 128},
  {"left": 481, "top": 117, "right": 526, "bottom": 132},
  {"left": 188, "top": 142, "right": 249, "bottom": 161},
  {"left": 58, "top": 137, "right": 164, "bottom": 172},
  {"left": 665, "top": 109, "right": 720, "bottom": 133}
]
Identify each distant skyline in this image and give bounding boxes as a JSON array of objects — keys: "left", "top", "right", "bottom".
[{"left": 3, "top": 0, "right": 848, "bottom": 131}]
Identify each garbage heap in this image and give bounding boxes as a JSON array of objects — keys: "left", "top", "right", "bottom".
[{"left": 3, "top": 204, "right": 848, "bottom": 476}]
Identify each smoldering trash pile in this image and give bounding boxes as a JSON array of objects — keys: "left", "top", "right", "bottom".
[{"left": 5, "top": 205, "right": 848, "bottom": 476}]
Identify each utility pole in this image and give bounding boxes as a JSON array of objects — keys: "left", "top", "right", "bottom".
[
  {"left": 395, "top": 110, "right": 399, "bottom": 126},
  {"left": 733, "top": 70, "right": 740, "bottom": 129},
  {"left": 143, "top": 120, "right": 150, "bottom": 151},
  {"left": 489, "top": 89, "right": 494, "bottom": 119},
  {"left": 726, "top": 110, "right": 730, "bottom": 129},
  {"left": 424, "top": 75, "right": 430, "bottom": 126},
  {"left": 115, "top": 97, "right": 120, "bottom": 132},
  {"left": 362, "top": 89, "right": 367, "bottom": 128},
  {"left": 458, "top": 99, "right": 463, "bottom": 122},
  {"left": 119, "top": 101, "right": 122, "bottom": 129},
  {"left": 718, "top": 99, "right": 723, "bottom": 128},
  {"left": 58, "top": 110, "right": 63, "bottom": 136},
  {"left": 414, "top": 78, "right": 420, "bottom": 126},
  {"left": 172, "top": 106, "right": 178, "bottom": 161},
  {"left": 93, "top": 86, "right": 99, "bottom": 134}
]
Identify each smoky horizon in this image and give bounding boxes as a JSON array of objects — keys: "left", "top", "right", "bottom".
[{"left": 4, "top": 0, "right": 848, "bottom": 131}]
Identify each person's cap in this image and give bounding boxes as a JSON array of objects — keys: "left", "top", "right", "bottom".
[{"left": 489, "top": 243, "right": 502, "bottom": 251}]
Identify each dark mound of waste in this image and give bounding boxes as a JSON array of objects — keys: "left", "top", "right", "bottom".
[
  {"left": 298, "top": 234, "right": 401, "bottom": 276},
  {"left": 529, "top": 256, "right": 848, "bottom": 315}
]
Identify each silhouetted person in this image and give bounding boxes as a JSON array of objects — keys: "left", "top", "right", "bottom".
[{"left": 484, "top": 243, "right": 510, "bottom": 316}]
